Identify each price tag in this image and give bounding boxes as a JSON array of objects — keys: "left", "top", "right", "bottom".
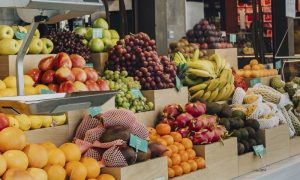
[
  {"left": 92, "top": 28, "right": 103, "bottom": 38},
  {"left": 129, "top": 134, "right": 148, "bottom": 153},
  {"left": 229, "top": 34, "right": 237, "bottom": 43},
  {"left": 253, "top": 145, "right": 266, "bottom": 158},
  {"left": 250, "top": 78, "right": 261, "bottom": 87},
  {"left": 130, "top": 89, "right": 143, "bottom": 99},
  {"left": 221, "top": 31, "right": 226, "bottom": 37},
  {"left": 88, "top": 106, "right": 102, "bottom": 117},
  {"left": 175, "top": 75, "right": 182, "bottom": 91},
  {"left": 41, "top": 89, "right": 55, "bottom": 94},
  {"left": 15, "top": 31, "right": 26, "bottom": 40},
  {"left": 275, "top": 60, "right": 282, "bottom": 69},
  {"left": 85, "top": 63, "right": 94, "bottom": 68}
]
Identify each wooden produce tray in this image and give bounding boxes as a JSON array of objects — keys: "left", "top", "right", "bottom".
[
  {"left": 170, "top": 168, "right": 209, "bottom": 180},
  {"left": 244, "top": 75, "right": 281, "bottom": 87},
  {"left": 289, "top": 136, "right": 300, "bottom": 157},
  {"left": 238, "top": 152, "right": 266, "bottom": 176},
  {"left": 207, "top": 48, "right": 238, "bottom": 69}
]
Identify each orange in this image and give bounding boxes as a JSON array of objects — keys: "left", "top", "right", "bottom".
[
  {"left": 180, "top": 162, "right": 191, "bottom": 174},
  {"left": 174, "top": 142, "right": 185, "bottom": 151},
  {"left": 149, "top": 134, "right": 160, "bottom": 142},
  {"left": 250, "top": 59, "right": 259, "bottom": 66},
  {"left": 187, "top": 160, "right": 198, "bottom": 171},
  {"left": 251, "top": 71, "right": 259, "bottom": 78},
  {"left": 162, "top": 135, "right": 174, "bottom": 145},
  {"left": 168, "top": 145, "right": 179, "bottom": 154},
  {"left": 186, "top": 149, "right": 196, "bottom": 160},
  {"left": 167, "top": 157, "right": 172, "bottom": 167},
  {"left": 243, "top": 70, "right": 251, "bottom": 78},
  {"left": 243, "top": 65, "right": 251, "bottom": 70},
  {"left": 156, "top": 123, "right": 171, "bottom": 136},
  {"left": 170, "top": 153, "right": 181, "bottom": 165},
  {"left": 172, "top": 165, "right": 183, "bottom": 177},
  {"left": 251, "top": 64, "right": 260, "bottom": 70},
  {"left": 168, "top": 167, "right": 175, "bottom": 178},
  {"left": 156, "top": 138, "right": 167, "bottom": 146},
  {"left": 170, "top": 132, "right": 182, "bottom": 143},
  {"left": 258, "top": 64, "right": 265, "bottom": 69},
  {"left": 163, "top": 147, "right": 173, "bottom": 157},
  {"left": 181, "top": 138, "right": 193, "bottom": 149},
  {"left": 147, "top": 127, "right": 156, "bottom": 135},
  {"left": 195, "top": 157, "right": 205, "bottom": 169},
  {"left": 178, "top": 150, "right": 189, "bottom": 162}
]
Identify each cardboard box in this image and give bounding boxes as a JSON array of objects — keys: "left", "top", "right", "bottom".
[
  {"left": 193, "top": 138, "right": 238, "bottom": 179},
  {"left": 207, "top": 48, "right": 238, "bottom": 69},
  {"left": 101, "top": 157, "right": 168, "bottom": 180},
  {"left": 171, "top": 168, "right": 209, "bottom": 180},
  {"left": 244, "top": 75, "right": 281, "bottom": 87},
  {"left": 0, "top": 54, "right": 54, "bottom": 79},
  {"left": 238, "top": 152, "right": 266, "bottom": 176},
  {"left": 90, "top": 53, "right": 108, "bottom": 75},
  {"left": 290, "top": 136, "right": 300, "bottom": 157}
]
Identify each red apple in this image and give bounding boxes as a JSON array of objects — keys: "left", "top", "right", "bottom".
[
  {"left": 58, "top": 81, "right": 76, "bottom": 93},
  {"left": 83, "top": 67, "right": 99, "bottom": 81},
  {"left": 70, "top": 54, "right": 86, "bottom": 68},
  {"left": 96, "top": 79, "right": 110, "bottom": 91},
  {"left": 85, "top": 80, "right": 100, "bottom": 91},
  {"left": 48, "top": 83, "right": 59, "bottom": 92},
  {"left": 74, "top": 81, "right": 88, "bottom": 92},
  {"left": 53, "top": 52, "right": 72, "bottom": 70},
  {"left": 55, "top": 67, "right": 75, "bottom": 83},
  {"left": 71, "top": 68, "right": 87, "bottom": 83},
  {"left": 26, "top": 68, "right": 42, "bottom": 84},
  {"left": 38, "top": 56, "right": 54, "bottom": 71},
  {"left": 0, "top": 113, "right": 9, "bottom": 131},
  {"left": 41, "top": 70, "right": 56, "bottom": 84}
]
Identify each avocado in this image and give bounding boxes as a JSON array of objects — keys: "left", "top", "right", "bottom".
[
  {"left": 219, "top": 118, "right": 231, "bottom": 131},
  {"left": 248, "top": 138, "right": 257, "bottom": 151},
  {"left": 240, "top": 128, "right": 249, "bottom": 140},
  {"left": 229, "top": 118, "right": 239, "bottom": 130},
  {"left": 238, "top": 118, "right": 245, "bottom": 128},
  {"left": 232, "top": 129, "right": 242, "bottom": 141},
  {"left": 100, "top": 126, "right": 130, "bottom": 143},
  {"left": 244, "top": 119, "right": 260, "bottom": 131},
  {"left": 232, "top": 110, "right": 246, "bottom": 120},
  {"left": 220, "top": 104, "right": 232, "bottom": 118},
  {"left": 206, "top": 102, "right": 223, "bottom": 115},
  {"left": 238, "top": 142, "right": 245, "bottom": 155},
  {"left": 245, "top": 127, "right": 256, "bottom": 138},
  {"left": 255, "top": 133, "right": 264, "bottom": 145},
  {"left": 240, "top": 140, "right": 250, "bottom": 152}
]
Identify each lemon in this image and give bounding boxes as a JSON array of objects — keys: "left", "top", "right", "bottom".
[
  {"left": 8, "top": 116, "right": 19, "bottom": 128},
  {"left": 0, "top": 88, "right": 17, "bottom": 97},
  {"left": 29, "top": 116, "right": 42, "bottom": 129},
  {"left": 0, "top": 80, "right": 6, "bottom": 90},
  {"left": 40, "top": 116, "right": 53, "bottom": 128},
  {"left": 24, "top": 86, "right": 38, "bottom": 95},
  {"left": 52, "top": 114, "right": 67, "bottom": 126},
  {"left": 35, "top": 84, "right": 49, "bottom": 94},
  {"left": 14, "top": 114, "right": 31, "bottom": 131},
  {"left": 3, "top": 76, "right": 16, "bottom": 88}
]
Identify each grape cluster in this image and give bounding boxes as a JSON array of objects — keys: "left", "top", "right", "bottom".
[
  {"left": 47, "top": 30, "right": 91, "bottom": 61},
  {"left": 102, "top": 70, "right": 154, "bottom": 112},
  {"left": 106, "top": 32, "right": 176, "bottom": 90}
]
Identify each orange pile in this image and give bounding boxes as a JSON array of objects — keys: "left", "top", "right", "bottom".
[
  {"left": 148, "top": 123, "right": 205, "bottom": 178},
  {"left": 237, "top": 59, "right": 278, "bottom": 78}
]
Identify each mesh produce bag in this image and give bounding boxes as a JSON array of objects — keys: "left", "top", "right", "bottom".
[
  {"left": 281, "top": 108, "right": 296, "bottom": 137},
  {"left": 257, "top": 116, "right": 279, "bottom": 129},
  {"left": 287, "top": 109, "right": 300, "bottom": 136},
  {"left": 252, "top": 85, "right": 282, "bottom": 104},
  {"left": 102, "top": 146, "right": 129, "bottom": 167},
  {"left": 74, "top": 115, "right": 100, "bottom": 140},
  {"left": 232, "top": 87, "right": 246, "bottom": 105},
  {"left": 276, "top": 108, "right": 288, "bottom": 124},
  {"left": 84, "top": 124, "right": 106, "bottom": 143}
]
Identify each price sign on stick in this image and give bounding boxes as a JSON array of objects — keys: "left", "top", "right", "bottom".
[
  {"left": 253, "top": 145, "right": 266, "bottom": 158},
  {"left": 89, "top": 106, "right": 102, "bottom": 117}
]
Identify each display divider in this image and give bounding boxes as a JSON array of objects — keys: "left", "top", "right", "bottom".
[{"left": 90, "top": 53, "right": 108, "bottom": 75}]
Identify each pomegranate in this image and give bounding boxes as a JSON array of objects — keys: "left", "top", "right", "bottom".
[
  {"left": 175, "top": 113, "right": 193, "bottom": 128},
  {"left": 185, "top": 101, "right": 206, "bottom": 117},
  {"left": 162, "top": 104, "right": 183, "bottom": 119},
  {"left": 177, "top": 127, "right": 191, "bottom": 138},
  {"left": 191, "top": 129, "right": 214, "bottom": 145}
]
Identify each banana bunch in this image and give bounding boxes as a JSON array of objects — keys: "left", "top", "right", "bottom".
[
  {"left": 187, "top": 54, "right": 235, "bottom": 102},
  {"left": 173, "top": 52, "right": 187, "bottom": 66}
]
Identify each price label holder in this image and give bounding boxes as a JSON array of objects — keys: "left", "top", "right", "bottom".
[
  {"left": 92, "top": 28, "right": 103, "bottom": 38},
  {"left": 253, "top": 145, "right": 266, "bottom": 158},
  {"left": 130, "top": 89, "right": 143, "bottom": 99},
  {"left": 41, "top": 89, "right": 55, "bottom": 94},
  {"left": 88, "top": 106, "right": 102, "bottom": 117},
  {"left": 15, "top": 31, "right": 26, "bottom": 40},
  {"left": 229, "top": 34, "right": 237, "bottom": 44},
  {"left": 85, "top": 63, "right": 94, "bottom": 68},
  {"left": 129, "top": 134, "right": 148, "bottom": 153},
  {"left": 275, "top": 60, "right": 282, "bottom": 70},
  {"left": 175, "top": 75, "right": 182, "bottom": 91},
  {"left": 250, "top": 78, "right": 261, "bottom": 87}
]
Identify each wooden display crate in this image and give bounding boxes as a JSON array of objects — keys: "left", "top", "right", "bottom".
[
  {"left": 170, "top": 168, "right": 209, "bottom": 180},
  {"left": 244, "top": 75, "right": 281, "bottom": 87},
  {"left": 136, "top": 110, "right": 158, "bottom": 127},
  {"left": 0, "top": 54, "right": 54, "bottom": 79},
  {"left": 101, "top": 157, "right": 168, "bottom": 180},
  {"left": 142, "top": 87, "right": 189, "bottom": 113},
  {"left": 193, "top": 138, "right": 238, "bottom": 179},
  {"left": 207, "top": 48, "right": 238, "bottom": 69},
  {"left": 289, "top": 136, "right": 300, "bottom": 157},
  {"left": 90, "top": 53, "right": 108, "bottom": 75},
  {"left": 238, "top": 152, "right": 266, "bottom": 176}
]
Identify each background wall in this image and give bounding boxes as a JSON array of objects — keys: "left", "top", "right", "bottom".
[{"left": 0, "top": 8, "right": 19, "bottom": 25}]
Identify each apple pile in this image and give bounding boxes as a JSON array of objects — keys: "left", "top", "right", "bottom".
[
  {"left": 26, "top": 52, "right": 109, "bottom": 93},
  {"left": 169, "top": 38, "right": 207, "bottom": 59},
  {"left": 159, "top": 102, "right": 228, "bottom": 145},
  {"left": 186, "top": 19, "right": 233, "bottom": 49},
  {"left": 102, "top": 70, "right": 154, "bottom": 112},
  {"left": 107, "top": 32, "right": 177, "bottom": 90},
  {"left": 0, "top": 25, "right": 53, "bottom": 55},
  {"left": 74, "top": 18, "right": 120, "bottom": 53}
]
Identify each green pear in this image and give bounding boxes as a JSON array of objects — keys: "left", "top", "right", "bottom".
[
  {"left": 74, "top": 27, "right": 87, "bottom": 37},
  {"left": 109, "top": 29, "right": 120, "bottom": 40},
  {"left": 0, "top": 25, "right": 14, "bottom": 40},
  {"left": 103, "top": 30, "right": 111, "bottom": 39},
  {"left": 28, "top": 38, "right": 43, "bottom": 54},
  {"left": 41, "top": 38, "right": 54, "bottom": 54},
  {"left": 93, "top": 18, "right": 109, "bottom": 29},
  {"left": 85, "top": 27, "right": 93, "bottom": 41},
  {"left": 88, "top": 38, "right": 104, "bottom": 53},
  {"left": 0, "top": 38, "right": 19, "bottom": 55}
]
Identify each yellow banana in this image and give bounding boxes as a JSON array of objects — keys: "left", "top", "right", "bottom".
[
  {"left": 191, "top": 90, "right": 205, "bottom": 101},
  {"left": 184, "top": 76, "right": 204, "bottom": 86},
  {"left": 189, "top": 83, "right": 208, "bottom": 94},
  {"left": 219, "top": 69, "right": 229, "bottom": 82},
  {"left": 178, "top": 52, "right": 187, "bottom": 63},
  {"left": 207, "top": 88, "right": 219, "bottom": 102},
  {"left": 218, "top": 80, "right": 227, "bottom": 89},
  {"left": 192, "top": 48, "right": 200, "bottom": 61},
  {"left": 223, "top": 84, "right": 235, "bottom": 100},
  {"left": 207, "top": 79, "right": 220, "bottom": 91},
  {"left": 187, "top": 60, "right": 215, "bottom": 74},
  {"left": 187, "top": 68, "right": 215, "bottom": 78},
  {"left": 215, "top": 83, "right": 229, "bottom": 101},
  {"left": 202, "top": 91, "right": 211, "bottom": 101},
  {"left": 209, "top": 54, "right": 222, "bottom": 74}
]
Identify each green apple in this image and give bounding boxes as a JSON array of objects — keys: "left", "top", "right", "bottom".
[
  {"left": 102, "top": 37, "right": 112, "bottom": 51},
  {"left": 103, "top": 29, "right": 111, "bottom": 39},
  {"left": 28, "top": 38, "right": 43, "bottom": 54},
  {"left": 0, "top": 38, "right": 19, "bottom": 55},
  {"left": 82, "top": 39, "right": 88, "bottom": 46},
  {"left": 74, "top": 27, "right": 87, "bottom": 37},
  {"left": 93, "top": 18, "right": 109, "bottom": 29},
  {"left": 40, "top": 38, "right": 54, "bottom": 54},
  {"left": 88, "top": 38, "right": 104, "bottom": 53},
  {"left": 24, "top": 25, "right": 40, "bottom": 38},
  {"left": 84, "top": 27, "right": 93, "bottom": 41},
  {"left": 0, "top": 25, "right": 14, "bottom": 40},
  {"left": 111, "top": 39, "right": 119, "bottom": 46},
  {"left": 109, "top": 29, "right": 120, "bottom": 40}
]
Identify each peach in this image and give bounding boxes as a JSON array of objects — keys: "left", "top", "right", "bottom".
[
  {"left": 41, "top": 70, "right": 55, "bottom": 84},
  {"left": 26, "top": 68, "right": 42, "bottom": 84},
  {"left": 74, "top": 81, "right": 88, "bottom": 92},
  {"left": 96, "top": 79, "right": 110, "bottom": 91},
  {"left": 85, "top": 80, "right": 100, "bottom": 91},
  {"left": 83, "top": 67, "right": 99, "bottom": 81},
  {"left": 38, "top": 56, "right": 54, "bottom": 71},
  {"left": 48, "top": 83, "right": 59, "bottom": 92},
  {"left": 70, "top": 54, "right": 86, "bottom": 68},
  {"left": 71, "top": 68, "right": 87, "bottom": 83},
  {"left": 58, "top": 81, "right": 76, "bottom": 93},
  {"left": 55, "top": 67, "right": 75, "bottom": 83},
  {"left": 53, "top": 52, "right": 72, "bottom": 70}
]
